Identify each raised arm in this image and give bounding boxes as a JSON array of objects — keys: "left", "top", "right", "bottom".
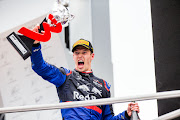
[{"left": 30, "top": 25, "right": 69, "bottom": 87}]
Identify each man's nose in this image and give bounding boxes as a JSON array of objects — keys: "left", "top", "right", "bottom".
[{"left": 78, "top": 53, "right": 83, "bottom": 57}]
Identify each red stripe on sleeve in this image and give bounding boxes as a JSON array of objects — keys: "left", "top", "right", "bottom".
[
  {"left": 65, "top": 101, "right": 102, "bottom": 114},
  {"left": 85, "top": 106, "right": 102, "bottom": 114},
  {"left": 66, "top": 70, "right": 72, "bottom": 76}
]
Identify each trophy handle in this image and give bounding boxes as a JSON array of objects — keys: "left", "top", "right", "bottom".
[{"left": 38, "top": 18, "right": 47, "bottom": 33}]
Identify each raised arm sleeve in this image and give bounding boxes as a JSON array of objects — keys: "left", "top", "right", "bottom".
[{"left": 30, "top": 43, "right": 68, "bottom": 87}]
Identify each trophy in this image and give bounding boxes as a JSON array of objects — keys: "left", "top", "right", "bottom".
[{"left": 6, "top": 0, "right": 74, "bottom": 60}]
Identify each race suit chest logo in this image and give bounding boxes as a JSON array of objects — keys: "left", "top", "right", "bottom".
[
  {"left": 73, "top": 91, "right": 96, "bottom": 100},
  {"left": 73, "top": 83, "right": 102, "bottom": 100}
]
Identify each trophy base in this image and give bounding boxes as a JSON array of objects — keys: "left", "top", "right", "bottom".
[{"left": 6, "top": 32, "right": 35, "bottom": 60}]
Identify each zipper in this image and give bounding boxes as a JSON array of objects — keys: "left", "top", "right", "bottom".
[{"left": 85, "top": 74, "right": 93, "bottom": 119}]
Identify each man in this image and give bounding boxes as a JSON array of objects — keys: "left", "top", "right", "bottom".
[{"left": 31, "top": 25, "right": 139, "bottom": 120}]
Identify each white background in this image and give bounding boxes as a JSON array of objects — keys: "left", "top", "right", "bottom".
[{"left": 110, "top": 0, "right": 158, "bottom": 119}]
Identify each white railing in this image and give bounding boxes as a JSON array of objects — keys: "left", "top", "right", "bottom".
[
  {"left": 0, "top": 90, "right": 180, "bottom": 119},
  {"left": 154, "top": 108, "right": 180, "bottom": 120}
]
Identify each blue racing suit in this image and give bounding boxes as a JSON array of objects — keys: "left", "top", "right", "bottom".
[{"left": 31, "top": 43, "right": 130, "bottom": 120}]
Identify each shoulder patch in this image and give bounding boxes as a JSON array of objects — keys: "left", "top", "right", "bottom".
[
  {"left": 103, "top": 80, "right": 111, "bottom": 91},
  {"left": 66, "top": 70, "right": 72, "bottom": 76}
]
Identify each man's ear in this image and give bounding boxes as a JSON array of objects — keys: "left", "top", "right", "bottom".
[{"left": 91, "top": 53, "right": 95, "bottom": 60}]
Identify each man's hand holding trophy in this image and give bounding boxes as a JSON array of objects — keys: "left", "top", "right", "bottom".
[{"left": 6, "top": 0, "right": 74, "bottom": 60}]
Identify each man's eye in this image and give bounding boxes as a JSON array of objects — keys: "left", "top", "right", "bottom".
[{"left": 75, "top": 52, "right": 79, "bottom": 55}]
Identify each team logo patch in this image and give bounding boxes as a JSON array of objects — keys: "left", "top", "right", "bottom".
[
  {"left": 33, "top": 48, "right": 40, "bottom": 52},
  {"left": 74, "top": 82, "right": 102, "bottom": 100},
  {"left": 93, "top": 79, "right": 103, "bottom": 88}
]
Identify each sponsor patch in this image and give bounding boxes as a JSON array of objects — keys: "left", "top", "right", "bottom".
[{"left": 93, "top": 79, "right": 103, "bottom": 88}]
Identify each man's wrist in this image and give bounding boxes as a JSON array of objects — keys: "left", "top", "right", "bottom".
[
  {"left": 32, "top": 43, "right": 40, "bottom": 47},
  {"left": 125, "top": 110, "right": 131, "bottom": 119}
]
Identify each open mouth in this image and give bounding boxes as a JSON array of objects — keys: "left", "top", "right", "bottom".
[{"left": 78, "top": 60, "right": 84, "bottom": 66}]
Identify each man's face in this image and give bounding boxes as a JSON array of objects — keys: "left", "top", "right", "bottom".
[{"left": 73, "top": 46, "right": 94, "bottom": 72}]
